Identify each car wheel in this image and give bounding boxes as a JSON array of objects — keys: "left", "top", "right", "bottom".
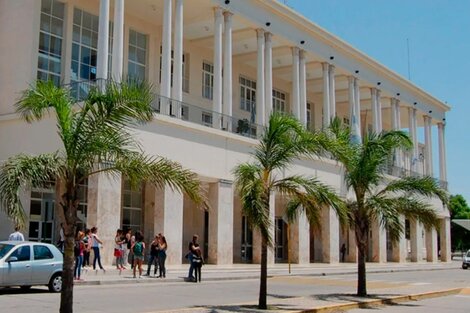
[
  {"left": 48, "top": 273, "right": 62, "bottom": 292},
  {"left": 20, "top": 285, "right": 32, "bottom": 290},
  {"left": 462, "top": 264, "right": 468, "bottom": 270}
]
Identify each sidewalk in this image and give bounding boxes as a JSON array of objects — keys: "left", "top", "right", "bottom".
[{"left": 76, "top": 260, "right": 461, "bottom": 286}]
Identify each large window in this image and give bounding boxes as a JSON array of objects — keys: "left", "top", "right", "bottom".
[
  {"left": 306, "top": 102, "right": 313, "bottom": 130},
  {"left": 38, "top": 0, "right": 65, "bottom": 86},
  {"left": 71, "top": 8, "right": 99, "bottom": 82},
  {"left": 202, "top": 62, "right": 214, "bottom": 100},
  {"left": 121, "top": 178, "right": 143, "bottom": 232},
  {"left": 239, "top": 76, "right": 256, "bottom": 115},
  {"left": 128, "top": 29, "right": 147, "bottom": 81},
  {"left": 272, "top": 89, "right": 287, "bottom": 113}
]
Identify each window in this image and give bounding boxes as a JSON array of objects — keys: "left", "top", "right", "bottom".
[
  {"left": 343, "top": 117, "right": 350, "bottom": 126},
  {"left": 10, "top": 246, "right": 31, "bottom": 262},
  {"left": 272, "top": 89, "right": 287, "bottom": 113},
  {"left": 71, "top": 8, "right": 99, "bottom": 83},
  {"left": 34, "top": 245, "right": 54, "bottom": 260},
  {"left": 239, "top": 76, "right": 256, "bottom": 118},
  {"left": 202, "top": 62, "right": 214, "bottom": 100},
  {"left": 38, "top": 0, "right": 65, "bottom": 86},
  {"left": 77, "top": 178, "right": 88, "bottom": 229},
  {"left": 202, "top": 112, "right": 212, "bottom": 126},
  {"left": 128, "top": 29, "right": 147, "bottom": 81},
  {"left": 159, "top": 48, "right": 190, "bottom": 93},
  {"left": 121, "top": 178, "right": 143, "bottom": 232}
]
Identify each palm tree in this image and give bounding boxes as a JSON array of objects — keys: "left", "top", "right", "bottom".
[
  {"left": 0, "top": 80, "right": 206, "bottom": 313},
  {"left": 325, "top": 118, "right": 448, "bottom": 297},
  {"left": 233, "top": 112, "right": 345, "bottom": 309}
]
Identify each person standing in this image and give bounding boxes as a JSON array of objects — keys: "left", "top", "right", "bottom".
[
  {"left": 132, "top": 231, "right": 145, "bottom": 278},
  {"left": 157, "top": 235, "right": 167, "bottom": 278},
  {"left": 91, "top": 226, "right": 105, "bottom": 273},
  {"left": 340, "top": 243, "right": 347, "bottom": 263},
  {"left": 192, "top": 248, "right": 204, "bottom": 283},
  {"left": 186, "top": 234, "right": 200, "bottom": 281},
  {"left": 8, "top": 226, "right": 25, "bottom": 241},
  {"left": 114, "top": 229, "right": 125, "bottom": 271},
  {"left": 145, "top": 234, "right": 160, "bottom": 277},
  {"left": 124, "top": 229, "right": 132, "bottom": 267},
  {"left": 74, "top": 230, "right": 85, "bottom": 281},
  {"left": 57, "top": 223, "right": 65, "bottom": 253},
  {"left": 82, "top": 228, "right": 92, "bottom": 268}
]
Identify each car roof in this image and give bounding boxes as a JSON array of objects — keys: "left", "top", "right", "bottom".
[{"left": 0, "top": 241, "right": 55, "bottom": 248}]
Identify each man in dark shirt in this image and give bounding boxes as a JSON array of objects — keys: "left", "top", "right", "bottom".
[{"left": 187, "top": 234, "right": 200, "bottom": 281}]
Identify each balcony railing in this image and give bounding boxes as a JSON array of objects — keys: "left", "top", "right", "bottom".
[
  {"left": 385, "top": 163, "right": 448, "bottom": 190},
  {"left": 65, "top": 79, "right": 263, "bottom": 140}
]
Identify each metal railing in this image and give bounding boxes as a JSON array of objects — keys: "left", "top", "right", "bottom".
[{"left": 385, "top": 163, "right": 448, "bottom": 190}]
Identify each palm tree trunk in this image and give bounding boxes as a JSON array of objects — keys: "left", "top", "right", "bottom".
[
  {"left": 356, "top": 227, "right": 368, "bottom": 297},
  {"left": 60, "top": 226, "right": 75, "bottom": 313},
  {"left": 258, "top": 236, "right": 268, "bottom": 309}
]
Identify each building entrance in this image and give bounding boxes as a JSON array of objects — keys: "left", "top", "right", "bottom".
[
  {"left": 28, "top": 191, "right": 55, "bottom": 243},
  {"left": 241, "top": 216, "right": 253, "bottom": 262}
]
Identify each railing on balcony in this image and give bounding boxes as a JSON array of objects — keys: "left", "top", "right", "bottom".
[
  {"left": 385, "top": 163, "right": 448, "bottom": 190},
  {"left": 65, "top": 79, "right": 263, "bottom": 140}
]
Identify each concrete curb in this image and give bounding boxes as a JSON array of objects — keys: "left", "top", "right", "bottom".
[
  {"left": 296, "top": 288, "right": 463, "bottom": 313},
  {"left": 75, "top": 265, "right": 454, "bottom": 286}
]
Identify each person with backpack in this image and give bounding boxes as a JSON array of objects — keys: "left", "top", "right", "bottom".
[
  {"left": 74, "top": 230, "right": 85, "bottom": 281},
  {"left": 132, "top": 231, "right": 145, "bottom": 278}
]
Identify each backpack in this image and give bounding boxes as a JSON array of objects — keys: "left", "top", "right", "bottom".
[{"left": 133, "top": 242, "right": 143, "bottom": 256}]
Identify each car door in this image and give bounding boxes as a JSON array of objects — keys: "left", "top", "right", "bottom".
[
  {"left": 31, "top": 245, "right": 57, "bottom": 284},
  {"left": 4, "top": 245, "right": 32, "bottom": 286}
]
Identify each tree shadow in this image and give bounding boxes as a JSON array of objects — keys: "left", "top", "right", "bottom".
[{"left": 0, "top": 287, "right": 50, "bottom": 295}]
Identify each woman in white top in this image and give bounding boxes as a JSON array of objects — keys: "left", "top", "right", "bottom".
[{"left": 91, "top": 226, "right": 105, "bottom": 272}]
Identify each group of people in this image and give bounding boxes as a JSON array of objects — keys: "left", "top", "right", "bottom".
[{"left": 74, "top": 227, "right": 105, "bottom": 281}]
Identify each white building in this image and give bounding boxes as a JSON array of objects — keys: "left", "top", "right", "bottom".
[{"left": 0, "top": 0, "right": 450, "bottom": 266}]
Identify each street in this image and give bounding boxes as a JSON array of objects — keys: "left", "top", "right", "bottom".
[{"left": 1, "top": 268, "right": 470, "bottom": 312}]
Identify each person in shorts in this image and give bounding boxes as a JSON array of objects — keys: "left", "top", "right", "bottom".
[{"left": 132, "top": 231, "right": 145, "bottom": 278}]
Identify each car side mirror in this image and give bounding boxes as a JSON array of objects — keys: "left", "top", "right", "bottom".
[{"left": 6, "top": 256, "right": 18, "bottom": 263}]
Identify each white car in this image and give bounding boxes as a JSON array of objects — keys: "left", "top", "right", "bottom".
[
  {"left": 0, "top": 241, "right": 63, "bottom": 292},
  {"left": 462, "top": 250, "right": 470, "bottom": 269}
]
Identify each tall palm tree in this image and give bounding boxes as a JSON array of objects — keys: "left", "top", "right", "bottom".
[
  {"left": 234, "top": 112, "right": 345, "bottom": 309},
  {"left": 0, "top": 80, "right": 206, "bottom": 313},
  {"left": 325, "top": 118, "right": 448, "bottom": 297}
]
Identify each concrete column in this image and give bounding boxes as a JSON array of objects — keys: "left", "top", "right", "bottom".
[
  {"left": 87, "top": 172, "right": 122, "bottom": 266},
  {"left": 354, "top": 78, "right": 362, "bottom": 139},
  {"left": 391, "top": 216, "right": 407, "bottom": 262},
  {"left": 152, "top": 185, "right": 184, "bottom": 265},
  {"left": 440, "top": 217, "right": 451, "bottom": 262},
  {"left": 223, "top": 11, "right": 233, "bottom": 128},
  {"left": 264, "top": 32, "right": 273, "bottom": 123},
  {"left": 161, "top": 0, "right": 172, "bottom": 99},
  {"left": 410, "top": 219, "right": 424, "bottom": 262},
  {"left": 289, "top": 211, "right": 310, "bottom": 264},
  {"left": 96, "top": 0, "right": 109, "bottom": 81},
  {"left": 321, "top": 207, "right": 339, "bottom": 263},
  {"left": 328, "top": 65, "right": 336, "bottom": 120},
  {"left": 345, "top": 228, "right": 357, "bottom": 262},
  {"left": 172, "top": 0, "right": 183, "bottom": 102},
  {"left": 111, "top": 0, "right": 124, "bottom": 82},
  {"left": 256, "top": 28, "right": 265, "bottom": 126},
  {"left": 253, "top": 192, "right": 275, "bottom": 264},
  {"left": 208, "top": 180, "right": 234, "bottom": 265},
  {"left": 322, "top": 63, "right": 330, "bottom": 127},
  {"left": 212, "top": 7, "right": 223, "bottom": 128},
  {"left": 348, "top": 76, "right": 355, "bottom": 125},
  {"left": 424, "top": 115, "right": 433, "bottom": 176},
  {"left": 408, "top": 108, "right": 418, "bottom": 172},
  {"left": 291, "top": 47, "right": 300, "bottom": 119},
  {"left": 376, "top": 89, "right": 382, "bottom": 131},
  {"left": 349, "top": 76, "right": 361, "bottom": 143},
  {"left": 391, "top": 99, "right": 403, "bottom": 167},
  {"left": 371, "top": 88, "right": 379, "bottom": 133},
  {"left": 370, "top": 220, "right": 387, "bottom": 263},
  {"left": 299, "top": 50, "right": 307, "bottom": 126},
  {"left": 426, "top": 228, "right": 438, "bottom": 262},
  {"left": 438, "top": 123, "right": 447, "bottom": 183}
]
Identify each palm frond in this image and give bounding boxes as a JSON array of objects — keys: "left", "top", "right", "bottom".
[
  {"left": 394, "top": 196, "right": 440, "bottom": 230},
  {"left": 0, "top": 153, "right": 64, "bottom": 228}
]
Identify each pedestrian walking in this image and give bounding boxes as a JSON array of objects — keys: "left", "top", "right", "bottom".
[
  {"left": 186, "top": 234, "right": 200, "bottom": 281},
  {"left": 145, "top": 234, "right": 160, "bottom": 276},
  {"left": 82, "top": 228, "right": 92, "bottom": 268},
  {"left": 91, "top": 226, "right": 105, "bottom": 273},
  {"left": 340, "top": 243, "right": 346, "bottom": 263},
  {"left": 8, "top": 226, "right": 25, "bottom": 241},
  {"left": 132, "top": 231, "right": 145, "bottom": 278},
  {"left": 192, "top": 248, "right": 204, "bottom": 283},
  {"left": 157, "top": 235, "right": 167, "bottom": 278},
  {"left": 114, "top": 229, "right": 125, "bottom": 271},
  {"left": 74, "top": 230, "right": 85, "bottom": 281}
]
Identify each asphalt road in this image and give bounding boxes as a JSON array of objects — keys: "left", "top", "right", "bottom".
[{"left": 1, "top": 268, "right": 470, "bottom": 312}]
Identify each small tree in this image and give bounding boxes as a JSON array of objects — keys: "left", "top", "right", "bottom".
[
  {"left": 234, "top": 113, "right": 345, "bottom": 309},
  {"left": 0, "top": 80, "right": 206, "bottom": 313},
  {"left": 325, "top": 118, "right": 448, "bottom": 296}
]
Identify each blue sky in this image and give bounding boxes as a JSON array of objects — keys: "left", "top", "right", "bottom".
[{"left": 289, "top": 0, "right": 470, "bottom": 200}]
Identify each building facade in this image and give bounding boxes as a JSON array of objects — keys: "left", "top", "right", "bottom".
[{"left": 0, "top": 0, "right": 450, "bottom": 266}]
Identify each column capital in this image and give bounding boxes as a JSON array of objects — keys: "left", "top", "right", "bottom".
[
  {"left": 437, "top": 121, "right": 445, "bottom": 128},
  {"left": 322, "top": 62, "right": 329, "bottom": 71},
  {"left": 223, "top": 10, "right": 233, "bottom": 18},
  {"left": 291, "top": 46, "right": 300, "bottom": 55},
  {"left": 299, "top": 49, "right": 306, "bottom": 59},
  {"left": 264, "top": 31, "right": 273, "bottom": 42},
  {"left": 214, "top": 6, "right": 223, "bottom": 17},
  {"left": 256, "top": 28, "right": 265, "bottom": 38},
  {"left": 376, "top": 89, "right": 381, "bottom": 97},
  {"left": 348, "top": 75, "right": 355, "bottom": 83},
  {"left": 370, "top": 87, "right": 377, "bottom": 96},
  {"left": 328, "top": 64, "right": 335, "bottom": 72}
]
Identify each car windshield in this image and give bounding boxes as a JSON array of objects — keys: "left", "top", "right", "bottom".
[
  {"left": 467, "top": 251, "right": 470, "bottom": 257},
  {"left": 0, "top": 244, "right": 14, "bottom": 259}
]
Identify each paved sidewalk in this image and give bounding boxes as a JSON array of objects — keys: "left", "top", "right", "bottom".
[{"left": 76, "top": 260, "right": 460, "bottom": 286}]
